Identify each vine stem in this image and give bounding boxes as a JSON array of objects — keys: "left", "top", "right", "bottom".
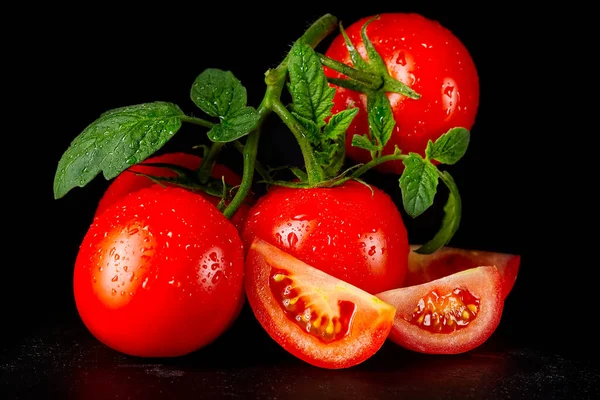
[
  {"left": 223, "top": 13, "right": 339, "bottom": 218},
  {"left": 351, "top": 153, "right": 408, "bottom": 178}
]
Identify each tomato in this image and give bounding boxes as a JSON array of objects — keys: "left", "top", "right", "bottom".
[
  {"left": 95, "top": 152, "right": 251, "bottom": 232},
  {"left": 324, "top": 13, "right": 480, "bottom": 174},
  {"left": 376, "top": 266, "right": 503, "bottom": 354},
  {"left": 245, "top": 238, "right": 396, "bottom": 369},
  {"left": 241, "top": 180, "right": 410, "bottom": 294},
  {"left": 74, "top": 185, "right": 245, "bottom": 357},
  {"left": 406, "top": 245, "right": 521, "bottom": 299}
]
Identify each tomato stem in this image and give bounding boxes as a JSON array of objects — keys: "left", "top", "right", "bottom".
[
  {"left": 351, "top": 152, "right": 408, "bottom": 178},
  {"left": 180, "top": 115, "right": 214, "bottom": 129},
  {"left": 318, "top": 53, "right": 383, "bottom": 90},
  {"left": 196, "top": 142, "right": 225, "bottom": 184}
]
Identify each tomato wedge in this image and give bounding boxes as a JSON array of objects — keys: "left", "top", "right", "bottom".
[
  {"left": 245, "top": 238, "right": 396, "bottom": 369},
  {"left": 376, "top": 266, "right": 504, "bottom": 355},
  {"left": 406, "top": 245, "right": 520, "bottom": 299}
]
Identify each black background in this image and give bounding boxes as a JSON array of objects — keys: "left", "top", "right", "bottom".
[{"left": 5, "top": 0, "right": 592, "bottom": 389}]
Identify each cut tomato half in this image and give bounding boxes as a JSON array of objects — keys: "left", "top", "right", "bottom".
[
  {"left": 245, "top": 238, "right": 396, "bottom": 369},
  {"left": 376, "top": 266, "right": 504, "bottom": 355},
  {"left": 406, "top": 245, "right": 520, "bottom": 299}
]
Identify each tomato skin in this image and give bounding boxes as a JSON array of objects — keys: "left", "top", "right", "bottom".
[
  {"left": 245, "top": 238, "right": 396, "bottom": 369},
  {"left": 324, "top": 13, "right": 480, "bottom": 174},
  {"left": 241, "top": 180, "right": 410, "bottom": 294},
  {"left": 74, "top": 185, "right": 245, "bottom": 357},
  {"left": 376, "top": 266, "right": 503, "bottom": 354},
  {"left": 406, "top": 245, "right": 521, "bottom": 299},
  {"left": 94, "top": 152, "right": 251, "bottom": 232}
]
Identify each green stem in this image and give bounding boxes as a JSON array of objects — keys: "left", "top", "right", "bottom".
[
  {"left": 196, "top": 142, "right": 224, "bottom": 184},
  {"left": 270, "top": 99, "right": 324, "bottom": 185},
  {"left": 351, "top": 153, "right": 408, "bottom": 178},
  {"left": 318, "top": 53, "right": 383, "bottom": 90},
  {"left": 223, "top": 14, "right": 338, "bottom": 217},
  {"left": 180, "top": 115, "right": 215, "bottom": 129},
  {"left": 233, "top": 140, "right": 270, "bottom": 181}
]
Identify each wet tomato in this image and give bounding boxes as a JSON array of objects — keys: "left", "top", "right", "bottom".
[
  {"left": 376, "top": 266, "right": 504, "bottom": 354},
  {"left": 74, "top": 185, "right": 245, "bottom": 357},
  {"left": 406, "top": 245, "right": 520, "bottom": 299},
  {"left": 245, "top": 238, "right": 396, "bottom": 369},
  {"left": 324, "top": 13, "right": 480, "bottom": 174},
  {"left": 241, "top": 180, "right": 410, "bottom": 294},
  {"left": 95, "top": 152, "right": 251, "bottom": 232}
]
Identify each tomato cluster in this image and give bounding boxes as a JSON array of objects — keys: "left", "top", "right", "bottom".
[{"left": 67, "top": 12, "right": 518, "bottom": 369}]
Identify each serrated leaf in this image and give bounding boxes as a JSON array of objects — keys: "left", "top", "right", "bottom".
[
  {"left": 292, "top": 112, "right": 321, "bottom": 144},
  {"left": 425, "top": 127, "right": 470, "bottom": 165},
  {"left": 191, "top": 68, "right": 248, "bottom": 118},
  {"left": 323, "top": 107, "right": 358, "bottom": 140},
  {"left": 53, "top": 102, "right": 184, "bottom": 199},
  {"left": 288, "top": 40, "right": 335, "bottom": 128},
  {"left": 399, "top": 153, "right": 439, "bottom": 218},
  {"left": 414, "top": 171, "right": 461, "bottom": 254},
  {"left": 207, "top": 106, "right": 260, "bottom": 142},
  {"left": 352, "top": 134, "right": 377, "bottom": 152},
  {"left": 367, "top": 91, "right": 395, "bottom": 148}
]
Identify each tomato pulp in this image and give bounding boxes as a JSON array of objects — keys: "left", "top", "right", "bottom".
[
  {"left": 242, "top": 180, "right": 410, "bottom": 294},
  {"left": 324, "top": 13, "right": 480, "bottom": 174},
  {"left": 74, "top": 186, "right": 245, "bottom": 357},
  {"left": 245, "top": 238, "right": 396, "bottom": 369}
]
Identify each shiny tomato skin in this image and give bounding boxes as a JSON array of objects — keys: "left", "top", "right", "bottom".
[
  {"left": 245, "top": 238, "right": 396, "bottom": 369},
  {"left": 74, "top": 185, "right": 245, "bottom": 357},
  {"left": 377, "top": 266, "right": 503, "bottom": 354},
  {"left": 324, "top": 13, "right": 480, "bottom": 174},
  {"left": 406, "top": 245, "right": 521, "bottom": 299},
  {"left": 95, "top": 152, "right": 251, "bottom": 232},
  {"left": 241, "top": 180, "right": 410, "bottom": 294}
]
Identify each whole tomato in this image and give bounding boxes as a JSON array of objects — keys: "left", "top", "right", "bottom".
[
  {"left": 241, "top": 180, "right": 410, "bottom": 294},
  {"left": 95, "top": 152, "right": 252, "bottom": 232},
  {"left": 74, "top": 185, "right": 245, "bottom": 357},
  {"left": 324, "top": 13, "right": 479, "bottom": 174}
]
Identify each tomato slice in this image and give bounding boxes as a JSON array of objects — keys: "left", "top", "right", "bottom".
[
  {"left": 376, "top": 266, "right": 504, "bottom": 354},
  {"left": 406, "top": 245, "right": 520, "bottom": 299},
  {"left": 245, "top": 238, "right": 396, "bottom": 369}
]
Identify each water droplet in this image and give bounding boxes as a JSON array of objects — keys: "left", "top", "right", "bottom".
[
  {"left": 368, "top": 246, "right": 376, "bottom": 256},
  {"left": 111, "top": 275, "right": 118, "bottom": 282},
  {"left": 109, "top": 247, "right": 116, "bottom": 256},
  {"left": 444, "top": 85, "right": 455, "bottom": 97},
  {"left": 275, "top": 233, "right": 283, "bottom": 246},
  {"left": 395, "top": 51, "right": 406, "bottom": 66},
  {"left": 111, "top": 289, "right": 117, "bottom": 296},
  {"left": 123, "top": 266, "right": 128, "bottom": 272},
  {"left": 287, "top": 232, "right": 298, "bottom": 248},
  {"left": 211, "top": 270, "right": 224, "bottom": 284},
  {"left": 209, "top": 252, "right": 218, "bottom": 262},
  {"left": 211, "top": 263, "right": 219, "bottom": 270},
  {"left": 142, "top": 277, "right": 149, "bottom": 289}
]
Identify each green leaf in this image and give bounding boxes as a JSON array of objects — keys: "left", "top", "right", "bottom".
[
  {"left": 339, "top": 22, "right": 372, "bottom": 72},
  {"left": 207, "top": 106, "right": 260, "bottom": 142},
  {"left": 323, "top": 107, "right": 358, "bottom": 140},
  {"left": 351, "top": 134, "right": 377, "bottom": 152},
  {"left": 414, "top": 171, "right": 462, "bottom": 254},
  {"left": 367, "top": 91, "right": 395, "bottom": 149},
  {"left": 292, "top": 112, "right": 321, "bottom": 144},
  {"left": 288, "top": 40, "right": 335, "bottom": 128},
  {"left": 190, "top": 68, "right": 248, "bottom": 118},
  {"left": 399, "top": 153, "right": 439, "bottom": 218},
  {"left": 53, "top": 102, "right": 184, "bottom": 199},
  {"left": 360, "top": 16, "right": 388, "bottom": 72},
  {"left": 425, "top": 127, "right": 470, "bottom": 165}
]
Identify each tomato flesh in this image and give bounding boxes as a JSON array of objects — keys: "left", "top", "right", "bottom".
[
  {"left": 409, "top": 288, "right": 479, "bottom": 334},
  {"left": 245, "top": 238, "right": 396, "bottom": 369},
  {"left": 376, "top": 266, "right": 503, "bottom": 354},
  {"left": 407, "top": 245, "right": 520, "bottom": 299}
]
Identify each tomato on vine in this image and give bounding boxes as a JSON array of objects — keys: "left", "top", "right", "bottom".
[{"left": 323, "top": 13, "right": 479, "bottom": 175}]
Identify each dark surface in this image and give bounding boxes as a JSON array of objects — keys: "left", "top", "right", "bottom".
[{"left": 5, "top": 2, "right": 592, "bottom": 400}]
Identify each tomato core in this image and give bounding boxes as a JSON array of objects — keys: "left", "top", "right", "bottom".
[
  {"left": 270, "top": 268, "right": 356, "bottom": 343},
  {"left": 408, "top": 288, "right": 480, "bottom": 333}
]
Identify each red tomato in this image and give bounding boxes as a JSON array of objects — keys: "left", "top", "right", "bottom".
[
  {"left": 74, "top": 185, "right": 245, "bottom": 357},
  {"left": 241, "top": 180, "right": 410, "bottom": 294},
  {"left": 324, "top": 13, "right": 480, "bottom": 174},
  {"left": 95, "top": 152, "right": 251, "bottom": 232},
  {"left": 376, "top": 266, "right": 503, "bottom": 354},
  {"left": 406, "top": 245, "right": 521, "bottom": 299},
  {"left": 245, "top": 238, "right": 396, "bottom": 369}
]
